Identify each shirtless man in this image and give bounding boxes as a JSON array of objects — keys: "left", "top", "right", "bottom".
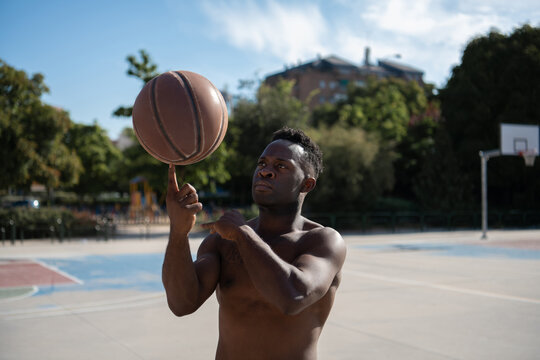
[{"left": 163, "top": 127, "right": 346, "bottom": 359}]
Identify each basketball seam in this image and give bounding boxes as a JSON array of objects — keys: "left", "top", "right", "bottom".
[
  {"left": 175, "top": 71, "right": 202, "bottom": 161},
  {"left": 152, "top": 75, "right": 187, "bottom": 160},
  {"left": 201, "top": 82, "right": 226, "bottom": 157},
  {"left": 133, "top": 78, "right": 181, "bottom": 164}
]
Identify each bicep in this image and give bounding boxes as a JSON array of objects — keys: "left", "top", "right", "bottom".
[
  {"left": 291, "top": 230, "right": 346, "bottom": 299},
  {"left": 194, "top": 236, "right": 221, "bottom": 302}
]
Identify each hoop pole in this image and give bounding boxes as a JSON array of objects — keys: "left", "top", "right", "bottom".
[
  {"left": 480, "top": 153, "right": 489, "bottom": 239},
  {"left": 479, "top": 150, "right": 500, "bottom": 240}
]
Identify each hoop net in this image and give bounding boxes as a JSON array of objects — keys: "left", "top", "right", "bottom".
[{"left": 520, "top": 149, "right": 538, "bottom": 167}]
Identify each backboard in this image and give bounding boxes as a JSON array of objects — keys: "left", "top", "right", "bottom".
[{"left": 500, "top": 123, "right": 539, "bottom": 156}]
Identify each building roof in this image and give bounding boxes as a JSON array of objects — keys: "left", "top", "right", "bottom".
[
  {"left": 265, "top": 54, "right": 424, "bottom": 86},
  {"left": 266, "top": 55, "right": 359, "bottom": 79},
  {"left": 377, "top": 59, "right": 424, "bottom": 75},
  {"left": 266, "top": 55, "right": 423, "bottom": 80}
]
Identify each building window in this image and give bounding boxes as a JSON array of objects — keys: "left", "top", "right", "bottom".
[
  {"left": 355, "top": 80, "right": 366, "bottom": 87},
  {"left": 319, "top": 96, "right": 326, "bottom": 103},
  {"left": 329, "top": 81, "right": 337, "bottom": 89},
  {"left": 332, "top": 93, "right": 347, "bottom": 103},
  {"left": 319, "top": 80, "right": 326, "bottom": 89}
]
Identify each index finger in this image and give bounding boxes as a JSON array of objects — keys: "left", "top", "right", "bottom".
[{"left": 168, "top": 164, "right": 180, "bottom": 193}]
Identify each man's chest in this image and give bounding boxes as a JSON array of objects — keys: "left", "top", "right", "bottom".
[{"left": 215, "top": 237, "right": 299, "bottom": 298}]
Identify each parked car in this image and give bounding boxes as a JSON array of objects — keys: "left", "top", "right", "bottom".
[{"left": 9, "top": 199, "right": 40, "bottom": 209}]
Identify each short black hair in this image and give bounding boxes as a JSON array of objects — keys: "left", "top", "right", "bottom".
[{"left": 271, "top": 127, "right": 323, "bottom": 179}]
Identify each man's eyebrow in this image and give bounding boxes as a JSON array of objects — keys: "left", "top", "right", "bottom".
[{"left": 275, "top": 157, "right": 295, "bottom": 163}]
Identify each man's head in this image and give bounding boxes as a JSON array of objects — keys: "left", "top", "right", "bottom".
[
  {"left": 271, "top": 127, "right": 323, "bottom": 179},
  {"left": 252, "top": 127, "right": 323, "bottom": 207}
]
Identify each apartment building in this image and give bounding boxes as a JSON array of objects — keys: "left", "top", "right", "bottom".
[{"left": 264, "top": 48, "right": 424, "bottom": 110}]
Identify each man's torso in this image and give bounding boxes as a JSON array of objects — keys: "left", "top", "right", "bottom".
[{"left": 209, "top": 218, "right": 341, "bottom": 359}]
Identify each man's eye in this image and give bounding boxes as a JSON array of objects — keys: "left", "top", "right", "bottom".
[
  {"left": 257, "top": 161, "right": 265, "bottom": 167},
  {"left": 277, "top": 164, "right": 286, "bottom": 169}
]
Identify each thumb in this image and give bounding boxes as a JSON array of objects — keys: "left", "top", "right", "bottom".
[
  {"left": 201, "top": 221, "right": 214, "bottom": 229},
  {"left": 201, "top": 222, "right": 216, "bottom": 234}
]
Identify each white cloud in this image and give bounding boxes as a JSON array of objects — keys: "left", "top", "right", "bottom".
[
  {"left": 203, "top": 0, "right": 539, "bottom": 86},
  {"left": 363, "top": 0, "right": 507, "bottom": 47},
  {"left": 202, "top": 0, "right": 328, "bottom": 62}
]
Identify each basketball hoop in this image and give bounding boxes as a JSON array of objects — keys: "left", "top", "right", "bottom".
[{"left": 519, "top": 150, "right": 538, "bottom": 167}]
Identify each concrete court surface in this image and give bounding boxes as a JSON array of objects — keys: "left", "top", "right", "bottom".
[{"left": 0, "top": 227, "right": 539, "bottom": 360}]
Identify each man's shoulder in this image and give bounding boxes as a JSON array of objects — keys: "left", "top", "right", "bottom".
[
  {"left": 302, "top": 217, "right": 340, "bottom": 237},
  {"left": 297, "top": 224, "right": 346, "bottom": 269},
  {"left": 301, "top": 220, "right": 344, "bottom": 249},
  {"left": 197, "top": 232, "right": 225, "bottom": 256}
]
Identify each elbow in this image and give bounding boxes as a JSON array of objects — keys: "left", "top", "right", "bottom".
[
  {"left": 276, "top": 274, "right": 311, "bottom": 315},
  {"left": 281, "top": 305, "right": 304, "bottom": 316},
  {"left": 166, "top": 298, "right": 198, "bottom": 317},
  {"left": 277, "top": 294, "right": 307, "bottom": 316}
]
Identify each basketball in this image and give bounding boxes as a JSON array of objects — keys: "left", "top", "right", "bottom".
[{"left": 132, "top": 70, "right": 228, "bottom": 165}]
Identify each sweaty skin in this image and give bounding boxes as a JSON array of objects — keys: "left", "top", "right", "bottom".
[{"left": 163, "top": 140, "right": 346, "bottom": 360}]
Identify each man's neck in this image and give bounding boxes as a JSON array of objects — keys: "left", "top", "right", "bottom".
[{"left": 255, "top": 202, "right": 304, "bottom": 240}]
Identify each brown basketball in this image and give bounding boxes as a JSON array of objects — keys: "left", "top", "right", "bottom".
[{"left": 132, "top": 70, "right": 228, "bottom": 165}]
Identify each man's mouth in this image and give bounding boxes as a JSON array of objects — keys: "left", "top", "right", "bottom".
[{"left": 254, "top": 181, "right": 272, "bottom": 191}]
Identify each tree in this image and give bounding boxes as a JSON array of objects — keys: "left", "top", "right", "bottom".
[
  {"left": 316, "top": 78, "right": 414, "bottom": 143},
  {"left": 312, "top": 77, "right": 441, "bottom": 204},
  {"left": 118, "top": 127, "right": 230, "bottom": 204},
  {"left": 0, "top": 59, "right": 82, "bottom": 192},
  {"left": 113, "top": 49, "right": 159, "bottom": 118},
  {"left": 227, "top": 79, "right": 309, "bottom": 202},
  {"left": 65, "top": 122, "right": 123, "bottom": 196},
  {"left": 307, "top": 126, "right": 395, "bottom": 212},
  {"left": 413, "top": 128, "right": 473, "bottom": 210},
  {"left": 437, "top": 24, "right": 540, "bottom": 209}
]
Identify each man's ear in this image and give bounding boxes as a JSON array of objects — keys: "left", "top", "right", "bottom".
[{"left": 301, "top": 177, "right": 316, "bottom": 193}]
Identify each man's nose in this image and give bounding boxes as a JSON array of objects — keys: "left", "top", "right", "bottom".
[{"left": 258, "top": 168, "right": 275, "bottom": 178}]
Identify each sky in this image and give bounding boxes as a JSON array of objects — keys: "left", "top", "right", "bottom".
[{"left": 1, "top": 0, "right": 539, "bottom": 140}]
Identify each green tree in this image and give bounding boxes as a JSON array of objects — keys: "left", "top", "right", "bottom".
[
  {"left": 413, "top": 128, "right": 473, "bottom": 210},
  {"left": 307, "top": 126, "right": 395, "bottom": 212},
  {"left": 65, "top": 122, "right": 123, "bottom": 196},
  {"left": 0, "top": 59, "right": 82, "bottom": 192},
  {"left": 437, "top": 24, "right": 540, "bottom": 209},
  {"left": 322, "top": 78, "right": 413, "bottom": 142},
  {"left": 312, "top": 77, "right": 441, "bottom": 205},
  {"left": 118, "top": 127, "right": 230, "bottom": 203},
  {"left": 113, "top": 49, "right": 159, "bottom": 118},
  {"left": 227, "top": 79, "right": 309, "bottom": 202}
]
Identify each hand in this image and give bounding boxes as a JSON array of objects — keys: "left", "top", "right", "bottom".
[
  {"left": 166, "top": 164, "right": 203, "bottom": 235},
  {"left": 202, "top": 210, "right": 247, "bottom": 241}
]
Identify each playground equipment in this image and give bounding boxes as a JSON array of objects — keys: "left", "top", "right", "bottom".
[{"left": 129, "top": 176, "right": 159, "bottom": 221}]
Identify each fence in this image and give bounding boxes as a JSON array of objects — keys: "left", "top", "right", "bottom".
[
  {"left": 0, "top": 216, "right": 117, "bottom": 245},
  {"left": 307, "top": 210, "right": 540, "bottom": 233},
  {"left": 2, "top": 210, "right": 539, "bottom": 245}
]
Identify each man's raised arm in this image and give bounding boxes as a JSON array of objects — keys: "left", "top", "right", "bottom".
[{"left": 162, "top": 165, "right": 220, "bottom": 316}]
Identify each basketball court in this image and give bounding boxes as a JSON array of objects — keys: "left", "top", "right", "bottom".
[{"left": 1, "top": 228, "right": 539, "bottom": 359}]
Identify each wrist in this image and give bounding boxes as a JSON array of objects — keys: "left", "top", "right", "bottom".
[
  {"left": 170, "top": 223, "right": 191, "bottom": 238},
  {"left": 237, "top": 224, "right": 254, "bottom": 242}
]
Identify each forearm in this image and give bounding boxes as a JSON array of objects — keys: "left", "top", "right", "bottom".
[
  {"left": 236, "top": 226, "right": 307, "bottom": 314},
  {"left": 162, "top": 227, "right": 200, "bottom": 315}
]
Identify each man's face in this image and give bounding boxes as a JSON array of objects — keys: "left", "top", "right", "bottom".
[{"left": 252, "top": 139, "right": 308, "bottom": 206}]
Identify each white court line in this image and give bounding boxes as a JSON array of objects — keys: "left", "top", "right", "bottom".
[
  {"left": 0, "top": 286, "right": 38, "bottom": 303},
  {"left": 34, "top": 259, "right": 84, "bottom": 285},
  {"left": 344, "top": 269, "right": 540, "bottom": 305}
]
